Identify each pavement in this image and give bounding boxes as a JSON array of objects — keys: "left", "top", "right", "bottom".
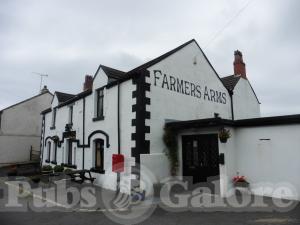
[{"left": 0, "top": 176, "right": 299, "bottom": 225}]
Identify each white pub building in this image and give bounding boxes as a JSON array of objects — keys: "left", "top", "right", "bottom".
[{"left": 41, "top": 40, "right": 300, "bottom": 200}]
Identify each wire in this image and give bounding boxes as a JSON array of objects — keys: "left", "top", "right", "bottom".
[{"left": 204, "top": 0, "right": 255, "bottom": 48}]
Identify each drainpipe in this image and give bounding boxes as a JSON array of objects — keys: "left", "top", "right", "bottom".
[
  {"left": 82, "top": 98, "right": 86, "bottom": 170},
  {"left": 229, "top": 90, "right": 234, "bottom": 120},
  {"left": 40, "top": 115, "right": 45, "bottom": 167},
  {"left": 116, "top": 82, "right": 121, "bottom": 192}
]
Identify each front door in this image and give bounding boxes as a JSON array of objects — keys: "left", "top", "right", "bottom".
[{"left": 182, "top": 134, "right": 220, "bottom": 185}]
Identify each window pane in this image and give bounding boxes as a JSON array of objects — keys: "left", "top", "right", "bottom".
[{"left": 97, "top": 90, "right": 104, "bottom": 117}]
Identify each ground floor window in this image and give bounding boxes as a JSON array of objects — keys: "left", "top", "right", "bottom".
[
  {"left": 67, "top": 140, "right": 73, "bottom": 165},
  {"left": 52, "top": 141, "right": 57, "bottom": 162},
  {"left": 47, "top": 141, "right": 51, "bottom": 161},
  {"left": 94, "top": 139, "right": 104, "bottom": 170}
]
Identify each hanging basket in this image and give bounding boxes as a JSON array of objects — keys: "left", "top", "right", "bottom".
[
  {"left": 218, "top": 128, "right": 231, "bottom": 143},
  {"left": 219, "top": 137, "right": 228, "bottom": 143}
]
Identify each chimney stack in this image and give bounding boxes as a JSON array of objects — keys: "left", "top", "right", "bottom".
[
  {"left": 233, "top": 50, "right": 246, "bottom": 79},
  {"left": 83, "top": 75, "right": 93, "bottom": 91},
  {"left": 40, "top": 85, "right": 49, "bottom": 94}
]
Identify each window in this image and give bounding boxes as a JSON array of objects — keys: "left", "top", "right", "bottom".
[
  {"left": 46, "top": 141, "right": 51, "bottom": 162},
  {"left": 94, "top": 139, "right": 104, "bottom": 171},
  {"left": 0, "top": 111, "right": 2, "bottom": 130},
  {"left": 68, "top": 105, "right": 73, "bottom": 124},
  {"left": 67, "top": 140, "right": 73, "bottom": 165},
  {"left": 51, "top": 108, "right": 57, "bottom": 128},
  {"left": 95, "top": 88, "right": 104, "bottom": 119},
  {"left": 52, "top": 141, "right": 57, "bottom": 163}
]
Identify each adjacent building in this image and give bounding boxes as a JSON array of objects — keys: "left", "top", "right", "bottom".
[
  {"left": 0, "top": 86, "right": 53, "bottom": 166},
  {"left": 41, "top": 39, "right": 300, "bottom": 200}
]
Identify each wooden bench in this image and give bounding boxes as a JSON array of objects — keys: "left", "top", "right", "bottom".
[{"left": 67, "top": 169, "right": 95, "bottom": 184}]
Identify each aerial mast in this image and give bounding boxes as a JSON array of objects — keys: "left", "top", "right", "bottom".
[{"left": 32, "top": 72, "right": 48, "bottom": 91}]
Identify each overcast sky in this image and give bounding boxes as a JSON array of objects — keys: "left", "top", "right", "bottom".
[{"left": 0, "top": 0, "right": 299, "bottom": 116}]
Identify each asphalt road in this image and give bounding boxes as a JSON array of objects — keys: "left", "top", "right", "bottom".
[
  {"left": 0, "top": 176, "right": 299, "bottom": 225},
  {"left": 0, "top": 206, "right": 300, "bottom": 225}
]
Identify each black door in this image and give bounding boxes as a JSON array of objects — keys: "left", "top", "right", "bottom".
[{"left": 182, "top": 134, "right": 220, "bottom": 185}]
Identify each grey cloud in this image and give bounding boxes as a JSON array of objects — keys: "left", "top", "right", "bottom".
[{"left": 0, "top": 0, "right": 299, "bottom": 116}]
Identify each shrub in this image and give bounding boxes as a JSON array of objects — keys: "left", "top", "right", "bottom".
[
  {"left": 30, "top": 175, "right": 41, "bottom": 183},
  {"left": 53, "top": 165, "right": 64, "bottom": 173},
  {"left": 64, "top": 168, "right": 73, "bottom": 174},
  {"left": 42, "top": 165, "right": 53, "bottom": 172},
  {"left": 163, "top": 126, "right": 178, "bottom": 176}
]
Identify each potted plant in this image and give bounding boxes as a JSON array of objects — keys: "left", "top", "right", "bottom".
[
  {"left": 219, "top": 128, "right": 231, "bottom": 143},
  {"left": 53, "top": 165, "right": 64, "bottom": 173},
  {"left": 233, "top": 173, "right": 250, "bottom": 195},
  {"left": 42, "top": 165, "right": 53, "bottom": 174}
]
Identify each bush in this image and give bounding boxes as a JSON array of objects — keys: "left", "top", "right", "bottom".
[
  {"left": 42, "top": 165, "right": 53, "bottom": 172},
  {"left": 64, "top": 168, "right": 73, "bottom": 174},
  {"left": 53, "top": 165, "right": 64, "bottom": 173},
  {"left": 30, "top": 175, "right": 41, "bottom": 183}
]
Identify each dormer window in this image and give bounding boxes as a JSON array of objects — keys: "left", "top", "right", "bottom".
[
  {"left": 68, "top": 105, "right": 73, "bottom": 125},
  {"left": 51, "top": 108, "right": 57, "bottom": 129},
  {"left": 93, "top": 88, "right": 104, "bottom": 121}
]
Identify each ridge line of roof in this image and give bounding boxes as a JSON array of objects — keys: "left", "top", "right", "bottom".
[{"left": 1, "top": 91, "right": 53, "bottom": 112}]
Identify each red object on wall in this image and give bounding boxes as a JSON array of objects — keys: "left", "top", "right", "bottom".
[{"left": 112, "top": 154, "right": 124, "bottom": 173}]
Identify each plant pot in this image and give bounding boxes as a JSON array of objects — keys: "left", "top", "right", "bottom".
[
  {"left": 219, "top": 138, "right": 228, "bottom": 143},
  {"left": 234, "top": 181, "right": 249, "bottom": 188}
]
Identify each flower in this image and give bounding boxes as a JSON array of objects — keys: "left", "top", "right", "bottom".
[{"left": 233, "top": 175, "right": 247, "bottom": 183}]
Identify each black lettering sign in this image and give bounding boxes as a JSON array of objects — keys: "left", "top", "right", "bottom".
[{"left": 152, "top": 70, "right": 227, "bottom": 104}]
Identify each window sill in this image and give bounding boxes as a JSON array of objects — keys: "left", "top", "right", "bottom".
[
  {"left": 90, "top": 167, "right": 105, "bottom": 174},
  {"left": 51, "top": 161, "right": 57, "bottom": 165},
  {"left": 45, "top": 159, "right": 50, "bottom": 163},
  {"left": 93, "top": 116, "right": 104, "bottom": 122},
  {"left": 50, "top": 126, "right": 56, "bottom": 130},
  {"left": 61, "top": 163, "right": 77, "bottom": 169}
]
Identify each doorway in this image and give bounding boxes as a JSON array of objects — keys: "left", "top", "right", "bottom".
[{"left": 182, "top": 134, "right": 220, "bottom": 190}]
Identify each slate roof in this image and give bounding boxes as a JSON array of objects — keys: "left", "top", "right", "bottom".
[
  {"left": 55, "top": 92, "right": 75, "bottom": 103},
  {"left": 100, "top": 65, "right": 126, "bottom": 82},
  {"left": 166, "top": 114, "right": 300, "bottom": 130},
  {"left": 127, "top": 39, "right": 195, "bottom": 75},
  {"left": 221, "top": 75, "right": 241, "bottom": 91}
]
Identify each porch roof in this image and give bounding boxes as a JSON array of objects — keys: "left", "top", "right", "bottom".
[{"left": 165, "top": 114, "right": 300, "bottom": 130}]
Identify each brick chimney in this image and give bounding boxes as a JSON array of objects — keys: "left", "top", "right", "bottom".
[
  {"left": 233, "top": 50, "right": 246, "bottom": 79},
  {"left": 83, "top": 75, "right": 93, "bottom": 91}
]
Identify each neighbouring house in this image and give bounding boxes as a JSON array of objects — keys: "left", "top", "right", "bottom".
[
  {"left": 0, "top": 86, "right": 53, "bottom": 166},
  {"left": 41, "top": 39, "right": 300, "bottom": 200}
]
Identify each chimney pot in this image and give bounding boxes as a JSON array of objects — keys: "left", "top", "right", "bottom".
[
  {"left": 233, "top": 50, "right": 247, "bottom": 79},
  {"left": 83, "top": 75, "right": 93, "bottom": 91}
]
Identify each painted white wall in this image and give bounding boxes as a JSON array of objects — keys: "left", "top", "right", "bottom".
[
  {"left": 235, "top": 125, "right": 300, "bottom": 200},
  {"left": 0, "top": 92, "right": 53, "bottom": 165},
  {"left": 233, "top": 78, "right": 260, "bottom": 120},
  {"left": 176, "top": 123, "right": 300, "bottom": 201},
  {"left": 142, "top": 41, "right": 232, "bottom": 183},
  {"left": 42, "top": 69, "right": 135, "bottom": 193}
]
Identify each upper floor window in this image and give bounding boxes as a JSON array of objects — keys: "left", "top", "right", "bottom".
[
  {"left": 0, "top": 111, "right": 2, "bottom": 130},
  {"left": 68, "top": 105, "right": 73, "bottom": 125},
  {"left": 51, "top": 108, "right": 57, "bottom": 128},
  {"left": 94, "top": 88, "right": 104, "bottom": 120}
]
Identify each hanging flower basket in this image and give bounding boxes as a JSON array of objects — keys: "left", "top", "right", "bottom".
[{"left": 218, "top": 128, "right": 231, "bottom": 143}]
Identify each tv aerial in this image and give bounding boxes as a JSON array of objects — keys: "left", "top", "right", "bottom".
[{"left": 32, "top": 72, "right": 48, "bottom": 91}]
